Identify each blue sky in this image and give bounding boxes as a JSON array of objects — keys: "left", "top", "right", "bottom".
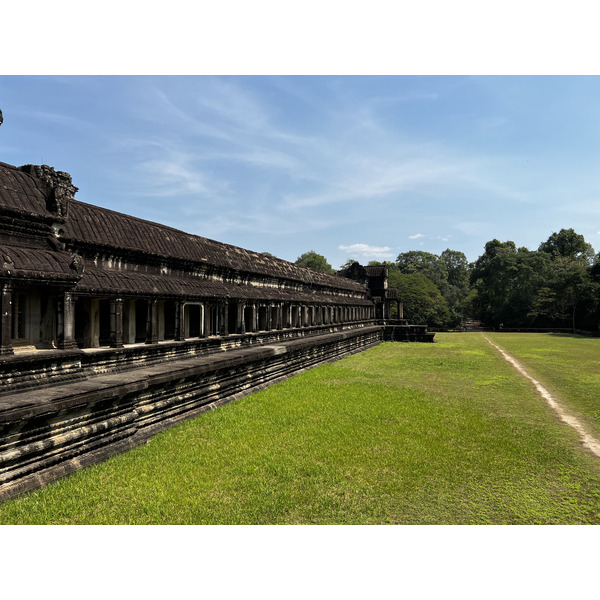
[{"left": 2, "top": 75, "right": 600, "bottom": 267}]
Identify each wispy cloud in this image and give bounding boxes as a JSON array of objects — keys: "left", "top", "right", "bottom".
[
  {"left": 12, "top": 108, "right": 89, "bottom": 129},
  {"left": 453, "top": 222, "right": 490, "bottom": 236},
  {"left": 82, "top": 76, "right": 578, "bottom": 258},
  {"left": 338, "top": 243, "right": 394, "bottom": 259}
]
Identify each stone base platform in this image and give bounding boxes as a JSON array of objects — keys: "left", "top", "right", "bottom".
[
  {"left": 0, "top": 326, "right": 382, "bottom": 502},
  {"left": 383, "top": 323, "right": 436, "bottom": 342}
]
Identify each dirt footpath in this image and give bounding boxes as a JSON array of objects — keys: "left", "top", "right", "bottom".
[{"left": 484, "top": 334, "right": 600, "bottom": 459}]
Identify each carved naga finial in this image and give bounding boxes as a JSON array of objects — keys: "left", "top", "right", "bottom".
[{"left": 18, "top": 164, "right": 78, "bottom": 218}]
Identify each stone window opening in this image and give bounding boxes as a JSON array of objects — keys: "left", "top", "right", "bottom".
[
  {"left": 184, "top": 303, "right": 203, "bottom": 338},
  {"left": 243, "top": 305, "right": 255, "bottom": 332},
  {"left": 7, "top": 288, "right": 58, "bottom": 350},
  {"left": 98, "top": 299, "right": 111, "bottom": 346},
  {"left": 11, "top": 292, "right": 27, "bottom": 342},
  {"left": 161, "top": 300, "right": 177, "bottom": 341},
  {"left": 135, "top": 300, "right": 149, "bottom": 343},
  {"left": 282, "top": 303, "right": 291, "bottom": 328},
  {"left": 207, "top": 303, "right": 219, "bottom": 336},
  {"left": 258, "top": 305, "right": 269, "bottom": 331},
  {"left": 228, "top": 302, "right": 239, "bottom": 334}
]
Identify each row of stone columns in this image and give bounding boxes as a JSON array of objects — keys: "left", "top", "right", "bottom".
[
  {"left": 104, "top": 299, "right": 372, "bottom": 347},
  {"left": 0, "top": 285, "right": 374, "bottom": 354},
  {"left": 1, "top": 285, "right": 79, "bottom": 355}
]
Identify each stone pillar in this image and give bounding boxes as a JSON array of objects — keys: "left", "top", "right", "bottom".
[
  {"left": 158, "top": 302, "right": 165, "bottom": 341},
  {"left": 239, "top": 303, "right": 246, "bottom": 334},
  {"left": 175, "top": 301, "right": 185, "bottom": 340},
  {"left": 58, "top": 291, "right": 78, "bottom": 350},
  {"left": 110, "top": 298, "right": 124, "bottom": 348},
  {"left": 398, "top": 301, "right": 404, "bottom": 319},
  {"left": 0, "top": 284, "right": 13, "bottom": 356},
  {"left": 146, "top": 299, "right": 158, "bottom": 344},
  {"left": 221, "top": 302, "right": 228, "bottom": 336},
  {"left": 125, "top": 300, "right": 136, "bottom": 343},
  {"left": 205, "top": 303, "right": 213, "bottom": 336}
]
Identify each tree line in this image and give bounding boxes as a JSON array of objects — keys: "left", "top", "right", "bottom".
[{"left": 294, "top": 228, "right": 600, "bottom": 331}]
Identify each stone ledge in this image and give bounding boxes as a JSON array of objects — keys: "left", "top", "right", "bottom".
[{"left": 0, "top": 327, "right": 383, "bottom": 501}]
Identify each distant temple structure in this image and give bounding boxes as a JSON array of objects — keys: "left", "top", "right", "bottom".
[{"left": 0, "top": 160, "right": 433, "bottom": 501}]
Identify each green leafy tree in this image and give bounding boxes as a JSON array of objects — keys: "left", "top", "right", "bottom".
[
  {"left": 538, "top": 228, "right": 594, "bottom": 263},
  {"left": 530, "top": 230, "right": 597, "bottom": 330},
  {"left": 396, "top": 250, "right": 449, "bottom": 293},
  {"left": 339, "top": 258, "right": 360, "bottom": 271},
  {"left": 295, "top": 250, "right": 335, "bottom": 274},
  {"left": 396, "top": 250, "right": 472, "bottom": 327},
  {"left": 471, "top": 230, "right": 598, "bottom": 330},
  {"left": 389, "top": 271, "right": 453, "bottom": 329},
  {"left": 440, "top": 249, "right": 471, "bottom": 325},
  {"left": 529, "top": 256, "right": 596, "bottom": 330},
  {"left": 470, "top": 240, "right": 519, "bottom": 327},
  {"left": 440, "top": 249, "right": 470, "bottom": 289}
]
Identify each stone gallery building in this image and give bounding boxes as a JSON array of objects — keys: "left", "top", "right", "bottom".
[{"left": 0, "top": 161, "right": 433, "bottom": 500}]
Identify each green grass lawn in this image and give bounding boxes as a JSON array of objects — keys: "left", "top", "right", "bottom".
[{"left": 1, "top": 333, "right": 600, "bottom": 524}]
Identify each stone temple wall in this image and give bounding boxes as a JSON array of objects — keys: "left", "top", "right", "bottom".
[{"left": 0, "top": 160, "right": 434, "bottom": 501}]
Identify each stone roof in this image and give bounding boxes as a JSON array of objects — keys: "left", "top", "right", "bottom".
[
  {"left": 0, "top": 162, "right": 54, "bottom": 219},
  {"left": 0, "top": 244, "right": 80, "bottom": 282},
  {"left": 0, "top": 161, "right": 367, "bottom": 296},
  {"left": 365, "top": 265, "right": 388, "bottom": 277},
  {"left": 62, "top": 199, "right": 364, "bottom": 292},
  {"left": 77, "top": 266, "right": 372, "bottom": 305}
]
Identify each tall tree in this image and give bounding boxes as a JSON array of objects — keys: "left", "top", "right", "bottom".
[
  {"left": 339, "top": 258, "right": 360, "bottom": 271},
  {"left": 470, "top": 240, "right": 518, "bottom": 327},
  {"left": 389, "top": 270, "right": 452, "bottom": 329},
  {"left": 440, "top": 249, "right": 470, "bottom": 289},
  {"left": 396, "top": 250, "right": 449, "bottom": 292},
  {"left": 471, "top": 230, "right": 598, "bottom": 330},
  {"left": 440, "top": 249, "right": 471, "bottom": 324},
  {"left": 396, "top": 250, "right": 471, "bottom": 327},
  {"left": 295, "top": 250, "right": 334, "bottom": 274},
  {"left": 538, "top": 228, "right": 594, "bottom": 263}
]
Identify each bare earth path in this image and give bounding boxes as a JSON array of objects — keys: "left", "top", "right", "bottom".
[{"left": 483, "top": 334, "right": 600, "bottom": 459}]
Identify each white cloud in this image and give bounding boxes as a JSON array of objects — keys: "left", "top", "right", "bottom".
[
  {"left": 409, "top": 233, "right": 425, "bottom": 239},
  {"left": 338, "top": 243, "right": 394, "bottom": 259}
]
